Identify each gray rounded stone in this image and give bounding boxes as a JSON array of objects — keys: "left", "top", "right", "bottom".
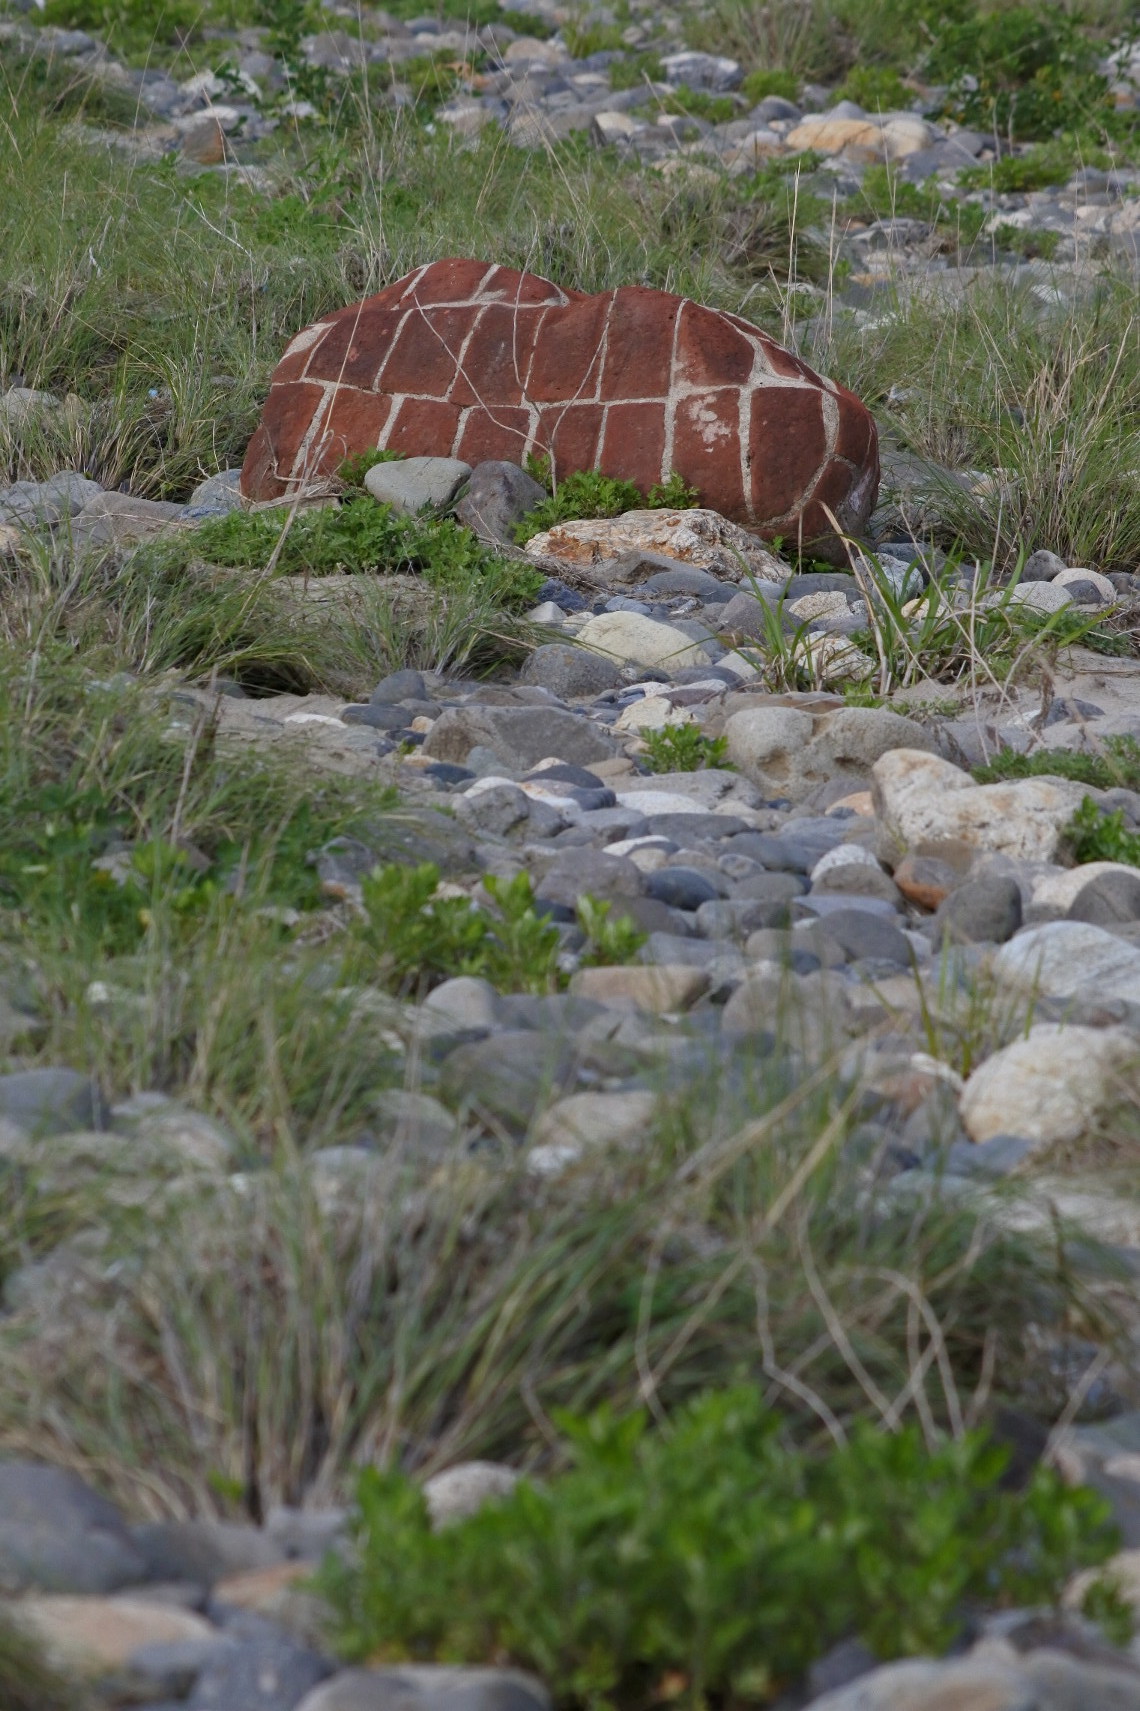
[
  {"left": 934, "top": 874, "right": 1023, "bottom": 944},
  {"left": 519, "top": 644, "right": 624, "bottom": 698},
  {"left": 1068, "top": 867, "right": 1140, "bottom": 925},
  {"left": 0, "top": 1461, "right": 145, "bottom": 1593},
  {"left": 364, "top": 456, "right": 471, "bottom": 516},
  {"left": 0, "top": 1068, "right": 103, "bottom": 1136},
  {"left": 370, "top": 669, "right": 428, "bottom": 706},
  {"left": 813, "top": 907, "right": 913, "bottom": 967},
  {"left": 1021, "top": 548, "right": 1068, "bottom": 581},
  {"left": 453, "top": 461, "right": 546, "bottom": 544}
]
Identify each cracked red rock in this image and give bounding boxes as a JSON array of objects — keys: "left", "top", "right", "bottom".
[{"left": 240, "top": 259, "right": 879, "bottom": 552}]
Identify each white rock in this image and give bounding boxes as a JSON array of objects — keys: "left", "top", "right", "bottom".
[
  {"left": 525, "top": 508, "right": 786, "bottom": 580},
  {"left": 613, "top": 787, "right": 715, "bottom": 816},
  {"left": 421, "top": 975, "right": 498, "bottom": 1030},
  {"left": 525, "top": 601, "right": 565, "bottom": 625},
  {"left": 593, "top": 110, "right": 646, "bottom": 142},
  {"left": 531, "top": 1089, "right": 656, "bottom": 1153},
  {"left": 1006, "top": 580, "right": 1074, "bottom": 614},
  {"left": 575, "top": 611, "right": 711, "bottom": 669},
  {"left": 994, "top": 920, "right": 1140, "bottom": 1007},
  {"left": 1054, "top": 566, "right": 1116, "bottom": 603},
  {"left": 1031, "top": 862, "right": 1139, "bottom": 911},
  {"left": 422, "top": 1462, "right": 519, "bottom": 1528},
  {"left": 810, "top": 843, "right": 882, "bottom": 882},
  {"left": 786, "top": 590, "right": 851, "bottom": 620},
  {"left": 959, "top": 1023, "right": 1137, "bottom": 1151},
  {"left": 872, "top": 749, "right": 1087, "bottom": 862},
  {"left": 878, "top": 114, "right": 938, "bottom": 157},
  {"left": 364, "top": 455, "right": 471, "bottom": 515},
  {"left": 805, "top": 633, "right": 874, "bottom": 685},
  {"left": 614, "top": 696, "right": 695, "bottom": 733}
]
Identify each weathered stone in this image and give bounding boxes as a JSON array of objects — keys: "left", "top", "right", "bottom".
[
  {"left": 454, "top": 460, "right": 546, "bottom": 543},
  {"left": 0, "top": 1068, "right": 102, "bottom": 1136},
  {"left": 422, "top": 1463, "right": 520, "bottom": 1528},
  {"left": 73, "top": 490, "right": 186, "bottom": 548},
  {"left": 573, "top": 612, "right": 711, "bottom": 669},
  {"left": 0, "top": 1462, "right": 145, "bottom": 1594},
  {"left": 363, "top": 455, "right": 471, "bottom": 514},
  {"left": 1068, "top": 866, "right": 1140, "bottom": 925},
  {"left": 186, "top": 1622, "right": 331, "bottom": 1709},
  {"left": 295, "top": 1665, "right": 551, "bottom": 1711},
  {"left": 131, "top": 1519, "right": 284, "bottom": 1587},
  {"left": 569, "top": 965, "right": 709, "bottom": 1011},
  {"left": 1006, "top": 580, "right": 1073, "bottom": 614},
  {"left": 872, "top": 750, "right": 1087, "bottom": 862},
  {"left": 11, "top": 1594, "right": 214, "bottom": 1678},
  {"left": 439, "top": 1033, "right": 578, "bottom": 1130},
  {"left": 530, "top": 1089, "right": 656, "bottom": 1151},
  {"left": 994, "top": 921, "right": 1140, "bottom": 1009},
  {"left": 1022, "top": 548, "right": 1068, "bottom": 582},
  {"left": 519, "top": 643, "right": 624, "bottom": 697},
  {"left": 240, "top": 261, "right": 878, "bottom": 553},
  {"left": 537, "top": 848, "right": 645, "bottom": 907},
  {"left": 422, "top": 705, "right": 614, "bottom": 769},
  {"left": 527, "top": 510, "right": 786, "bottom": 580},
  {"left": 933, "top": 874, "right": 1023, "bottom": 944},
  {"left": 726, "top": 705, "right": 934, "bottom": 800},
  {"left": 961, "top": 1022, "right": 1136, "bottom": 1154}
]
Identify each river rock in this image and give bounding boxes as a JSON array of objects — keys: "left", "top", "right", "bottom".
[
  {"left": 526, "top": 509, "right": 786, "bottom": 580},
  {"left": 872, "top": 750, "right": 1087, "bottom": 862},
  {"left": 296, "top": 1666, "right": 551, "bottom": 1711},
  {"left": 574, "top": 611, "right": 711, "bottom": 669},
  {"left": 239, "top": 260, "right": 878, "bottom": 553},
  {"left": 421, "top": 705, "right": 614, "bottom": 769},
  {"left": 422, "top": 1463, "right": 520, "bottom": 1528},
  {"left": 363, "top": 455, "right": 471, "bottom": 514},
  {"left": 725, "top": 705, "right": 933, "bottom": 800},
  {"left": 959, "top": 1023, "right": 1137, "bottom": 1151},
  {"left": 454, "top": 460, "right": 546, "bottom": 542},
  {"left": 11, "top": 1594, "right": 215, "bottom": 1678},
  {"left": 0, "top": 1461, "right": 146, "bottom": 1594},
  {"left": 994, "top": 920, "right": 1140, "bottom": 1010}
]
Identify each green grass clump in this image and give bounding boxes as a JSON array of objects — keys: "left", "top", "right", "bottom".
[
  {"left": 642, "top": 727, "right": 730, "bottom": 773},
  {"left": 660, "top": 88, "right": 739, "bottom": 125},
  {"left": 193, "top": 500, "right": 542, "bottom": 605},
  {"left": 515, "top": 466, "right": 699, "bottom": 542},
  {"left": 609, "top": 53, "right": 665, "bottom": 91},
  {"left": 741, "top": 68, "right": 801, "bottom": 104},
  {"left": 563, "top": 19, "right": 627, "bottom": 57},
  {"left": 973, "top": 735, "right": 1140, "bottom": 791},
  {"left": 321, "top": 1386, "right": 1122, "bottom": 1708},
  {"left": 353, "top": 863, "right": 646, "bottom": 996},
  {"left": 0, "top": 1615, "right": 77, "bottom": 1711},
  {"left": 958, "top": 141, "right": 1085, "bottom": 194},
  {"left": 927, "top": 5, "right": 1114, "bottom": 142},
  {"left": 1066, "top": 798, "right": 1140, "bottom": 867},
  {"left": 834, "top": 65, "right": 912, "bottom": 111}
]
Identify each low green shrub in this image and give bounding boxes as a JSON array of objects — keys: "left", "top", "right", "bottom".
[
  {"left": 338, "top": 448, "right": 406, "bottom": 488},
  {"left": 958, "top": 141, "right": 1084, "bottom": 195},
  {"left": 928, "top": 6, "right": 1112, "bottom": 141},
  {"left": 660, "top": 88, "right": 739, "bottom": 124},
  {"left": 609, "top": 53, "right": 665, "bottom": 90},
  {"left": 741, "top": 68, "right": 800, "bottom": 105},
  {"left": 515, "top": 465, "right": 699, "bottom": 541},
  {"left": 1066, "top": 798, "right": 1140, "bottom": 867},
  {"left": 834, "top": 65, "right": 912, "bottom": 111},
  {"left": 974, "top": 736, "right": 1140, "bottom": 791},
  {"left": 642, "top": 727, "right": 729, "bottom": 773},
  {"left": 320, "top": 1386, "right": 1122, "bottom": 1709},
  {"left": 354, "top": 863, "right": 645, "bottom": 996},
  {"left": 192, "top": 500, "right": 543, "bottom": 605}
]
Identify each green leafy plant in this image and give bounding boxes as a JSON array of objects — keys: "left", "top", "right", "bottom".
[
  {"left": 609, "top": 52, "right": 665, "bottom": 91},
  {"left": 576, "top": 896, "right": 648, "bottom": 967},
  {"left": 641, "top": 726, "right": 730, "bottom": 773},
  {"left": 1065, "top": 798, "right": 1140, "bottom": 867},
  {"left": 927, "top": 6, "right": 1112, "bottom": 141},
  {"left": 958, "top": 141, "right": 1084, "bottom": 194},
  {"left": 974, "top": 735, "right": 1140, "bottom": 791},
  {"left": 660, "top": 88, "right": 738, "bottom": 125},
  {"left": 515, "top": 468, "right": 700, "bottom": 542},
  {"left": 741, "top": 68, "right": 800, "bottom": 104},
  {"left": 834, "top": 65, "right": 911, "bottom": 110},
  {"left": 338, "top": 448, "right": 406, "bottom": 488},
  {"left": 354, "top": 864, "right": 655, "bottom": 993},
  {"left": 564, "top": 18, "right": 626, "bottom": 57},
  {"left": 320, "top": 1386, "right": 1121, "bottom": 1709}
]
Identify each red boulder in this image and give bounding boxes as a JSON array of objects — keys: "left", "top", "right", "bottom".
[{"left": 240, "top": 258, "right": 878, "bottom": 550}]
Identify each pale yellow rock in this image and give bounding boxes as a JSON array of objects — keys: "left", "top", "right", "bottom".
[
  {"left": 958, "top": 1023, "right": 1137, "bottom": 1151},
  {"left": 785, "top": 116, "right": 881, "bottom": 153},
  {"left": 213, "top": 1560, "right": 311, "bottom": 1611},
  {"left": 0, "top": 522, "right": 23, "bottom": 558},
  {"left": 872, "top": 749, "right": 1087, "bottom": 861},
  {"left": 525, "top": 508, "right": 785, "bottom": 580},
  {"left": 11, "top": 1595, "right": 214, "bottom": 1676},
  {"left": 614, "top": 697, "right": 695, "bottom": 733},
  {"left": 787, "top": 590, "right": 852, "bottom": 620},
  {"left": 575, "top": 612, "right": 710, "bottom": 670},
  {"left": 570, "top": 964, "right": 709, "bottom": 1012},
  {"left": 531, "top": 1089, "right": 657, "bottom": 1151}
]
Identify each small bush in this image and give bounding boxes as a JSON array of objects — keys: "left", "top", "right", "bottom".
[
  {"left": 642, "top": 727, "right": 730, "bottom": 773},
  {"left": 661, "top": 88, "right": 739, "bottom": 124},
  {"left": 320, "top": 1386, "right": 1121, "bottom": 1709},
  {"left": 974, "top": 736, "right": 1140, "bottom": 792},
  {"left": 353, "top": 864, "right": 646, "bottom": 996},
  {"left": 928, "top": 6, "right": 1111, "bottom": 141},
  {"left": 959, "top": 142, "right": 1083, "bottom": 194},
  {"left": 1066, "top": 798, "right": 1140, "bottom": 867},
  {"left": 609, "top": 53, "right": 665, "bottom": 90},
  {"left": 834, "top": 65, "right": 911, "bottom": 111},
  {"left": 741, "top": 68, "right": 801, "bottom": 104},
  {"left": 515, "top": 467, "right": 699, "bottom": 542}
]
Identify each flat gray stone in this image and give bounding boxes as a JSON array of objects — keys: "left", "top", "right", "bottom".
[
  {"left": 0, "top": 1067, "right": 102, "bottom": 1135},
  {"left": 0, "top": 470, "right": 103, "bottom": 525},
  {"left": 364, "top": 456, "right": 471, "bottom": 515},
  {"left": 422, "top": 705, "right": 614, "bottom": 770},
  {"left": 296, "top": 1665, "right": 550, "bottom": 1711},
  {"left": 519, "top": 644, "right": 624, "bottom": 698},
  {"left": 0, "top": 1461, "right": 146, "bottom": 1593}
]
